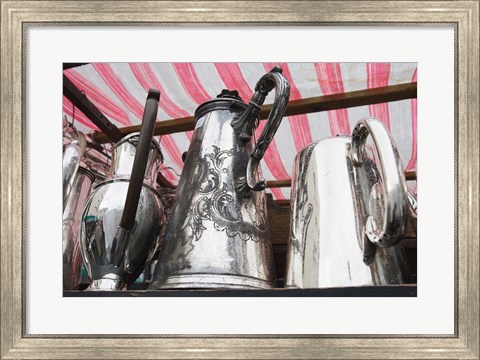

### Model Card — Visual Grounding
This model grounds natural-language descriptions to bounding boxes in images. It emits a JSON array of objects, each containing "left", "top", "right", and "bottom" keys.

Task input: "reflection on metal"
[
  {"left": 63, "top": 126, "right": 87, "bottom": 212},
  {"left": 63, "top": 167, "right": 95, "bottom": 290},
  {"left": 150, "top": 68, "right": 290, "bottom": 289},
  {"left": 407, "top": 188, "right": 418, "bottom": 217},
  {"left": 286, "top": 118, "right": 410, "bottom": 288},
  {"left": 407, "top": 188, "right": 418, "bottom": 234}
]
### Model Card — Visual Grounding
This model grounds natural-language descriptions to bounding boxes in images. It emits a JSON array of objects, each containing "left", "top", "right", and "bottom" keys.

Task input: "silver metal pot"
[
  {"left": 285, "top": 118, "right": 411, "bottom": 288},
  {"left": 79, "top": 90, "right": 164, "bottom": 291},
  {"left": 149, "top": 67, "right": 290, "bottom": 290}
]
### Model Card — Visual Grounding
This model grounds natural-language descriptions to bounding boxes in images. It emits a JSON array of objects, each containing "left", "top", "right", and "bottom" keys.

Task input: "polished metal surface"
[
  {"left": 407, "top": 188, "right": 418, "bottom": 233},
  {"left": 79, "top": 133, "right": 164, "bottom": 291},
  {"left": 285, "top": 118, "right": 410, "bottom": 288},
  {"left": 407, "top": 188, "right": 418, "bottom": 217},
  {"left": 62, "top": 127, "right": 86, "bottom": 211},
  {"left": 62, "top": 166, "right": 95, "bottom": 290},
  {"left": 83, "top": 149, "right": 109, "bottom": 183},
  {"left": 351, "top": 118, "right": 409, "bottom": 248},
  {"left": 155, "top": 187, "right": 177, "bottom": 253},
  {"left": 150, "top": 69, "right": 290, "bottom": 290}
]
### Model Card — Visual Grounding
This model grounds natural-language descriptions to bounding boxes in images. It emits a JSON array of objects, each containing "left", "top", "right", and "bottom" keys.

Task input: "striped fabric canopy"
[{"left": 63, "top": 62, "right": 417, "bottom": 200}]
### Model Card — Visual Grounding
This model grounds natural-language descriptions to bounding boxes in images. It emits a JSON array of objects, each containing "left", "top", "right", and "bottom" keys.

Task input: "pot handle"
[
  {"left": 232, "top": 66, "right": 290, "bottom": 195},
  {"left": 351, "top": 118, "right": 408, "bottom": 248},
  {"left": 113, "top": 89, "right": 160, "bottom": 267}
]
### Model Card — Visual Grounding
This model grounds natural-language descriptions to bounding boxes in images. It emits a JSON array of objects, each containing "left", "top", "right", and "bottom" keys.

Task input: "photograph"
[{"left": 62, "top": 62, "right": 418, "bottom": 296}]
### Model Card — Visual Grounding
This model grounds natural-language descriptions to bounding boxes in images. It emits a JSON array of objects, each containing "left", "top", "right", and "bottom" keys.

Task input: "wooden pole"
[
  {"left": 92, "top": 82, "right": 417, "bottom": 144},
  {"left": 266, "top": 171, "right": 416, "bottom": 188}
]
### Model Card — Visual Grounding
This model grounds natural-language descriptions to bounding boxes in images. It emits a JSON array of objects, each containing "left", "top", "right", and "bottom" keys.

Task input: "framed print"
[
  {"left": 1, "top": 1, "right": 479, "bottom": 358},
  {"left": 61, "top": 60, "right": 419, "bottom": 297}
]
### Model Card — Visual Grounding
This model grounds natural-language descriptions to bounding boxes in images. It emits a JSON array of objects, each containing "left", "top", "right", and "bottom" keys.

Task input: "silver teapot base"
[
  {"left": 150, "top": 274, "right": 274, "bottom": 290},
  {"left": 86, "top": 277, "right": 126, "bottom": 291}
]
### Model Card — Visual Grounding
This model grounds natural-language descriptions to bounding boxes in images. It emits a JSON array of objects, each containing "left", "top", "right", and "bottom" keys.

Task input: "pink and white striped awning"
[{"left": 63, "top": 62, "right": 417, "bottom": 200}]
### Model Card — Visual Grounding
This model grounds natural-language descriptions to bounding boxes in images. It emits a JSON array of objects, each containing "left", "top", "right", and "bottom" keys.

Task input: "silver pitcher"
[
  {"left": 79, "top": 90, "right": 164, "bottom": 291},
  {"left": 63, "top": 125, "right": 87, "bottom": 211},
  {"left": 149, "top": 67, "right": 290, "bottom": 290},
  {"left": 285, "top": 118, "right": 410, "bottom": 288},
  {"left": 63, "top": 166, "right": 95, "bottom": 290}
]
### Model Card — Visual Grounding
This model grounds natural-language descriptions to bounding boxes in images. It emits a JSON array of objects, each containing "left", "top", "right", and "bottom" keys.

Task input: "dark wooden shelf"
[{"left": 64, "top": 285, "right": 416, "bottom": 297}]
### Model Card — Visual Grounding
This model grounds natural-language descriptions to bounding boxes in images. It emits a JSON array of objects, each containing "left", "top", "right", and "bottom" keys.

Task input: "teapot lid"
[
  {"left": 193, "top": 89, "right": 249, "bottom": 122},
  {"left": 113, "top": 132, "right": 163, "bottom": 162}
]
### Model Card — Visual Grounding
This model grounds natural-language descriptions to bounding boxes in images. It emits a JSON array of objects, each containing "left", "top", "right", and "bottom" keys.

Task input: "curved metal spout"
[{"left": 113, "top": 89, "right": 160, "bottom": 267}]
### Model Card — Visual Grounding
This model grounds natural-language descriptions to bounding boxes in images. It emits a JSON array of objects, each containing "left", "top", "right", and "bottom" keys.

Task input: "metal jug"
[
  {"left": 149, "top": 67, "right": 290, "bottom": 289},
  {"left": 63, "top": 166, "right": 95, "bottom": 290},
  {"left": 79, "top": 90, "right": 164, "bottom": 291},
  {"left": 285, "top": 118, "right": 410, "bottom": 288},
  {"left": 63, "top": 125, "right": 87, "bottom": 211}
]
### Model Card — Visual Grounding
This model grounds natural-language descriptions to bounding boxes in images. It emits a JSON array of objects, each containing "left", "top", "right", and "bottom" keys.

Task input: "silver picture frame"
[{"left": 1, "top": 1, "right": 478, "bottom": 358}]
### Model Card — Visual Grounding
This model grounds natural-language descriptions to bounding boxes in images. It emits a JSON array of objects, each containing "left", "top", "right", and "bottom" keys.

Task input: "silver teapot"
[
  {"left": 149, "top": 67, "right": 290, "bottom": 289},
  {"left": 285, "top": 118, "right": 410, "bottom": 288},
  {"left": 79, "top": 90, "right": 164, "bottom": 291}
]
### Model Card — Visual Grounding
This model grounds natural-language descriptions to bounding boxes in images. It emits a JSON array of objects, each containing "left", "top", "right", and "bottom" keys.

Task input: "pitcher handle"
[
  {"left": 232, "top": 66, "right": 290, "bottom": 195},
  {"left": 113, "top": 89, "right": 160, "bottom": 267},
  {"left": 351, "top": 118, "right": 408, "bottom": 248}
]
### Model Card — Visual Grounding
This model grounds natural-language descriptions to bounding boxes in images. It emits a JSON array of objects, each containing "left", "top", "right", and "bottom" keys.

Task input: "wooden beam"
[
  {"left": 405, "top": 170, "right": 417, "bottom": 181},
  {"left": 267, "top": 179, "right": 292, "bottom": 188},
  {"left": 63, "top": 63, "right": 89, "bottom": 70},
  {"left": 63, "top": 75, "right": 123, "bottom": 143},
  {"left": 266, "top": 171, "right": 416, "bottom": 188},
  {"left": 152, "top": 171, "right": 415, "bottom": 191},
  {"left": 93, "top": 116, "right": 194, "bottom": 144},
  {"left": 259, "top": 82, "right": 417, "bottom": 118},
  {"left": 275, "top": 199, "right": 291, "bottom": 207},
  {"left": 92, "top": 82, "right": 417, "bottom": 144}
]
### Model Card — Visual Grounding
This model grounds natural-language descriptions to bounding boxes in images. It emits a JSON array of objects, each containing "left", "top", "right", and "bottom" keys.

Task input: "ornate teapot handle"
[
  {"left": 232, "top": 66, "right": 290, "bottom": 195},
  {"left": 351, "top": 118, "right": 409, "bottom": 248}
]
